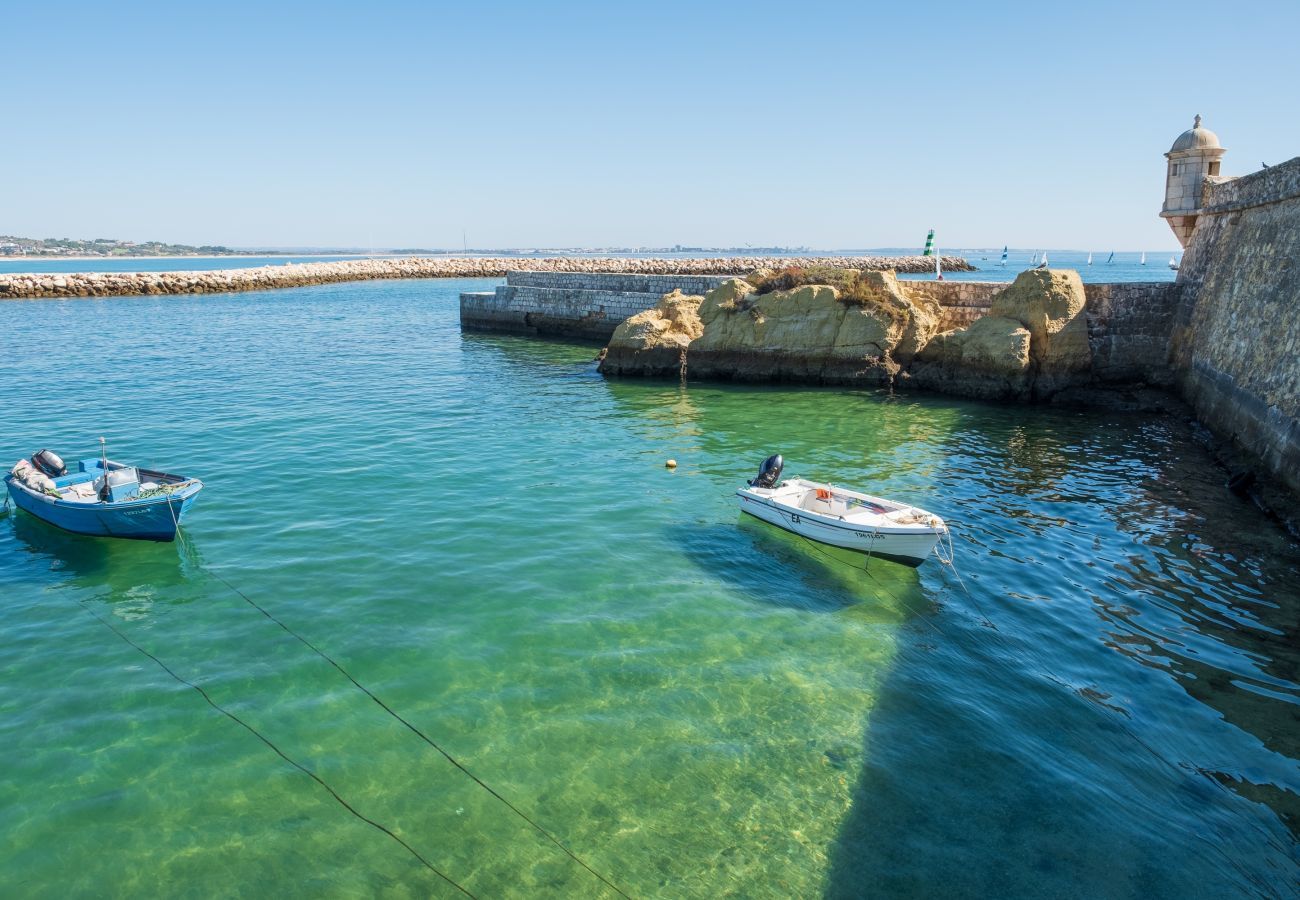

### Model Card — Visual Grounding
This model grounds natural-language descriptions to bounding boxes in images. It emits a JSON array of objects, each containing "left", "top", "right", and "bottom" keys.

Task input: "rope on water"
[
  {"left": 74, "top": 598, "right": 477, "bottom": 898},
  {"left": 165, "top": 503, "right": 632, "bottom": 900}
]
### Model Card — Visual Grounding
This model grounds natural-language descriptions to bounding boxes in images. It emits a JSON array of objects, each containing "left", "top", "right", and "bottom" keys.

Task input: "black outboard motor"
[
  {"left": 32, "top": 449, "right": 67, "bottom": 478},
  {"left": 747, "top": 454, "right": 784, "bottom": 488}
]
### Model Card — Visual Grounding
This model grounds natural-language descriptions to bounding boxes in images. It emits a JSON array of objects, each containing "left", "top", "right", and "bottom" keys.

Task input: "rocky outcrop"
[
  {"left": 681, "top": 272, "right": 940, "bottom": 384},
  {"left": 0, "top": 255, "right": 973, "bottom": 301},
  {"left": 910, "top": 316, "right": 1033, "bottom": 399},
  {"left": 598, "top": 289, "right": 704, "bottom": 376},
  {"left": 908, "top": 269, "right": 1092, "bottom": 401}
]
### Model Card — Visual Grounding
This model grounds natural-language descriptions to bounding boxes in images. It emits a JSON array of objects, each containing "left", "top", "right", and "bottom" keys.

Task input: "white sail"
[
  {"left": 935, "top": 249, "right": 943, "bottom": 280},
  {"left": 1140, "top": 251, "right": 1147, "bottom": 265},
  {"left": 1087, "top": 252, "right": 1093, "bottom": 265}
]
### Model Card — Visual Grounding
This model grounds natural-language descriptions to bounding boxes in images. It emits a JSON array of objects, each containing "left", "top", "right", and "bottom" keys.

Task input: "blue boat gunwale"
[{"left": 4, "top": 469, "right": 203, "bottom": 511}]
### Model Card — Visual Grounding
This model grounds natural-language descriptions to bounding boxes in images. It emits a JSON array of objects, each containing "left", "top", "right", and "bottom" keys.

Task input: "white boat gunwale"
[{"left": 736, "top": 476, "right": 947, "bottom": 567}]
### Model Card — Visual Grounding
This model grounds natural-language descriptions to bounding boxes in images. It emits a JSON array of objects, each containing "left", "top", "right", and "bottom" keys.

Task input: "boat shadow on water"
[
  {"left": 671, "top": 517, "right": 935, "bottom": 623},
  {"left": 6, "top": 509, "right": 206, "bottom": 610}
]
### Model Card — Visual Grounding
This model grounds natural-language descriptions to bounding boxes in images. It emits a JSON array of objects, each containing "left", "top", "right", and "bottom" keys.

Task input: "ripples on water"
[{"left": 0, "top": 279, "right": 1295, "bottom": 898}]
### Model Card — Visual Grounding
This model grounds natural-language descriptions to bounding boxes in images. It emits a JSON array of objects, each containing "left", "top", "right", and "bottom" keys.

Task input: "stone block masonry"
[
  {"left": 1169, "top": 155, "right": 1300, "bottom": 496},
  {"left": 461, "top": 273, "right": 736, "bottom": 340},
  {"left": 899, "top": 280, "right": 1179, "bottom": 381},
  {"left": 1083, "top": 282, "right": 1181, "bottom": 385}
]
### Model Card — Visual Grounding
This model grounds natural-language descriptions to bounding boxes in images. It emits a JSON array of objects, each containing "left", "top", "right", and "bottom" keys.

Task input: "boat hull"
[
  {"left": 737, "top": 491, "right": 942, "bottom": 567},
  {"left": 4, "top": 475, "right": 202, "bottom": 542}
]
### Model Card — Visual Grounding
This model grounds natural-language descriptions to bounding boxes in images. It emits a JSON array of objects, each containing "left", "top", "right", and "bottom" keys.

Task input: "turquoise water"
[
  {"left": 0, "top": 279, "right": 1295, "bottom": 898},
  {"left": 898, "top": 249, "right": 1179, "bottom": 284}
]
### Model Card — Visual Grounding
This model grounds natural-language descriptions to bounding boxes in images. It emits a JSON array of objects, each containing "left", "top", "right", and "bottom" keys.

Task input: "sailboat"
[
  {"left": 1168, "top": 256, "right": 1180, "bottom": 271},
  {"left": 1000, "top": 246, "right": 1008, "bottom": 266},
  {"left": 1140, "top": 251, "right": 1147, "bottom": 266},
  {"left": 1036, "top": 252, "right": 1049, "bottom": 270},
  {"left": 935, "top": 249, "right": 943, "bottom": 281},
  {"left": 1087, "top": 252, "right": 1093, "bottom": 265},
  {"left": 1106, "top": 251, "right": 1115, "bottom": 264}
]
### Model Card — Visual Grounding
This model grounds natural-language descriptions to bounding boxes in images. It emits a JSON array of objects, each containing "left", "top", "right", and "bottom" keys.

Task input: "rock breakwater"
[{"left": 0, "top": 255, "right": 972, "bottom": 300}]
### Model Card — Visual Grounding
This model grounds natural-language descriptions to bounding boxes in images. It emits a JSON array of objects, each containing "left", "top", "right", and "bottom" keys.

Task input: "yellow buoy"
[{"left": 666, "top": 459, "right": 677, "bottom": 469}]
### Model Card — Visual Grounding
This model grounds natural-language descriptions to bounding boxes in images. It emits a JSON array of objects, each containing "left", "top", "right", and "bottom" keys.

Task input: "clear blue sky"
[{"left": 5, "top": 1, "right": 1298, "bottom": 251}]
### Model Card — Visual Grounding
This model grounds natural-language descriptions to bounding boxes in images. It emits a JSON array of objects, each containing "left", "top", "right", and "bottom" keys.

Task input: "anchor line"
[
  {"left": 762, "top": 507, "right": 1295, "bottom": 887},
  {"left": 164, "top": 503, "right": 632, "bottom": 899},
  {"left": 74, "top": 599, "right": 476, "bottom": 899}
]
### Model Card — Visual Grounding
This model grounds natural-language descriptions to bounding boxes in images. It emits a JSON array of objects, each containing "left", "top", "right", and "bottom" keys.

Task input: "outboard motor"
[
  {"left": 747, "top": 454, "right": 784, "bottom": 488},
  {"left": 31, "top": 449, "right": 67, "bottom": 478}
]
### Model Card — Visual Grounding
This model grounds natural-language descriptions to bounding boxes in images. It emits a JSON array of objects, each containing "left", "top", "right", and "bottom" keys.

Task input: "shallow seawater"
[{"left": 0, "top": 280, "right": 1295, "bottom": 898}]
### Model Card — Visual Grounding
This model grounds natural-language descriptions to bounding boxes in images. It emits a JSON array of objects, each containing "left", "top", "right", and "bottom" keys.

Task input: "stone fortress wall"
[{"left": 1169, "top": 155, "right": 1300, "bottom": 494}]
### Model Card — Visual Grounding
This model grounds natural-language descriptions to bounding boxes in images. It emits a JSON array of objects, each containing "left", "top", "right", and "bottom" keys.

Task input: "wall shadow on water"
[{"left": 818, "top": 618, "right": 1293, "bottom": 899}]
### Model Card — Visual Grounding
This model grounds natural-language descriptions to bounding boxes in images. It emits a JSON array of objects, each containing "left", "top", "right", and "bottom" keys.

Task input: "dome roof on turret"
[{"left": 1170, "top": 115, "right": 1222, "bottom": 153}]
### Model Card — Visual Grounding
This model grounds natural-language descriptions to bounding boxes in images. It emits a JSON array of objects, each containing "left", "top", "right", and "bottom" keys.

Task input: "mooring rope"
[
  {"left": 164, "top": 502, "right": 632, "bottom": 899},
  {"left": 74, "top": 597, "right": 476, "bottom": 898}
]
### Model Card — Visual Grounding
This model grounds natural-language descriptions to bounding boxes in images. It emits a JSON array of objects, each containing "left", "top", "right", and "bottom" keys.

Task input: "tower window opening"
[{"left": 1209, "top": 161, "right": 1221, "bottom": 175}]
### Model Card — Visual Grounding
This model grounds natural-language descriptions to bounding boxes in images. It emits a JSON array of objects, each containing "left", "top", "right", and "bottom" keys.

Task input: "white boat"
[
  {"left": 1168, "top": 256, "right": 1179, "bottom": 270},
  {"left": 1140, "top": 251, "right": 1147, "bottom": 265},
  {"left": 1087, "top": 251, "right": 1093, "bottom": 265},
  {"left": 736, "top": 456, "right": 948, "bottom": 567}
]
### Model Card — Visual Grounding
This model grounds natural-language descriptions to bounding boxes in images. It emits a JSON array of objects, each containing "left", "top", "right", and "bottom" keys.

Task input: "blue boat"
[{"left": 5, "top": 447, "right": 202, "bottom": 541}]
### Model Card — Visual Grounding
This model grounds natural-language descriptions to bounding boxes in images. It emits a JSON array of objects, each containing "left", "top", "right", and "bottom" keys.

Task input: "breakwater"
[{"left": 0, "top": 255, "right": 971, "bottom": 300}]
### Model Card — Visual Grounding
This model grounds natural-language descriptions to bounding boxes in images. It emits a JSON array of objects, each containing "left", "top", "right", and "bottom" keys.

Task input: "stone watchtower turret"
[{"left": 1160, "top": 115, "right": 1225, "bottom": 248}]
